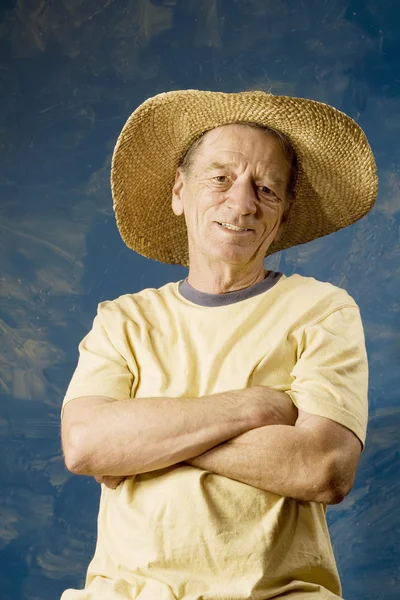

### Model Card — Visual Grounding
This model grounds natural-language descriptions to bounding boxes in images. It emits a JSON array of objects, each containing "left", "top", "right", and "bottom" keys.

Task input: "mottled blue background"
[{"left": 1, "top": 1, "right": 399, "bottom": 598}]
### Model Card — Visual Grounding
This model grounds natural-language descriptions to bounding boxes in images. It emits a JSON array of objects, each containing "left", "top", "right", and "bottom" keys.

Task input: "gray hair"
[{"left": 178, "top": 122, "right": 298, "bottom": 201}]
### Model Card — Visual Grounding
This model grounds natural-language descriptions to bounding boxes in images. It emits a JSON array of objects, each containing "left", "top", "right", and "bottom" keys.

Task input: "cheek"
[
  {"left": 194, "top": 190, "right": 221, "bottom": 221},
  {"left": 262, "top": 205, "right": 284, "bottom": 228},
  {"left": 185, "top": 190, "right": 214, "bottom": 232}
]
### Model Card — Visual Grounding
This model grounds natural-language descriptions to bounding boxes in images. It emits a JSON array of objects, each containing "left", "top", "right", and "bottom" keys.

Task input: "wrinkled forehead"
[
  {"left": 194, "top": 124, "right": 291, "bottom": 175},
  {"left": 200, "top": 123, "right": 259, "bottom": 145},
  {"left": 197, "top": 123, "right": 287, "bottom": 157}
]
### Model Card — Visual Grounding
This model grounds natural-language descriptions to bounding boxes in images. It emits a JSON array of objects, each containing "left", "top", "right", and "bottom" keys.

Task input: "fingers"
[{"left": 94, "top": 475, "right": 127, "bottom": 489}]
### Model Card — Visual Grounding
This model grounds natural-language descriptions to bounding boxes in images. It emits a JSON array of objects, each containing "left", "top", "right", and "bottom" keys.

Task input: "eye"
[
  {"left": 212, "top": 175, "right": 229, "bottom": 183},
  {"left": 259, "top": 186, "right": 281, "bottom": 203},
  {"left": 259, "top": 185, "right": 275, "bottom": 195}
]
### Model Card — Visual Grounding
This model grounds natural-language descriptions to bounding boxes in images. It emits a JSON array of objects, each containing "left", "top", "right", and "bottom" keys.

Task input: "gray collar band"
[{"left": 178, "top": 271, "right": 283, "bottom": 307}]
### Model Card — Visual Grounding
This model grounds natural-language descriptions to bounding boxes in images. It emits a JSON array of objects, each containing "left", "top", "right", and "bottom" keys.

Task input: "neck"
[{"left": 187, "top": 263, "right": 268, "bottom": 294}]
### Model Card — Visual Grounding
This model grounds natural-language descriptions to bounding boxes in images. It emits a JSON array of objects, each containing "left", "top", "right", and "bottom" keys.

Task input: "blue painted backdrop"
[{"left": 1, "top": 1, "right": 399, "bottom": 598}]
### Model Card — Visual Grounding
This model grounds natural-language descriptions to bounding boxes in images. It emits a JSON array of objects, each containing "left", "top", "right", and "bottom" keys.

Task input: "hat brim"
[{"left": 111, "top": 89, "right": 378, "bottom": 267}]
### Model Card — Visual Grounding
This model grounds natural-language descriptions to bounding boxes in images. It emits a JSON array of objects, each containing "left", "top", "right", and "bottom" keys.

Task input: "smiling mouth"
[
  {"left": 216, "top": 222, "right": 253, "bottom": 232},
  {"left": 216, "top": 221, "right": 253, "bottom": 235}
]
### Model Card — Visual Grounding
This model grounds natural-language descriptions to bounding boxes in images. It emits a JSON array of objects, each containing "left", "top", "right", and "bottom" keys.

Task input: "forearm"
[
  {"left": 186, "top": 424, "right": 332, "bottom": 503},
  {"left": 62, "top": 390, "right": 258, "bottom": 477}
]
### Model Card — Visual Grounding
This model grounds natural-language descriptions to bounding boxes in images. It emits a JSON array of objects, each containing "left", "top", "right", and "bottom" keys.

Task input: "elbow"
[
  {"left": 313, "top": 460, "right": 354, "bottom": 505},
  {"left": 318, "top": 479, "right": 350, "bottom": 505},
  {"left": 62, "top": 421, "right": 91, "bottom": 475}
]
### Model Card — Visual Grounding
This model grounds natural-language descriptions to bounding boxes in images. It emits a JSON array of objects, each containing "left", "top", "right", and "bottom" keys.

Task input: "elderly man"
[{"left": 60, "top": 90, "right": 378, "bottom": 599}]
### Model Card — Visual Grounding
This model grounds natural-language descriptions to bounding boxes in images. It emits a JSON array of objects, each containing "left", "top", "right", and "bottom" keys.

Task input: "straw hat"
[{"left": 111, "top": 89, "right": 378, "bottom": 267}]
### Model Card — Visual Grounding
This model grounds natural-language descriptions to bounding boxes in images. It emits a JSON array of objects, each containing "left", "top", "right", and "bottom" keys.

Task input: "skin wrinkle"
[
  {"left": 179, "top": 122, "right": 298, "bottom": 200},
  {"left": 171, "top": 124, "right": 294, "bottom": 295},
  {"left": 203, "top": 159, "right": 287, "bottom": 193},
  {"left": 203, "top": 162, "right": 286, "bottom": 206}
]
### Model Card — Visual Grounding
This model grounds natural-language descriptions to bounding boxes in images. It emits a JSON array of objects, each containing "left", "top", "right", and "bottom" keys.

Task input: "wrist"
[
  {"left": 283, "top": 392, "right": 298, "bottom": 425},
  {"left": 245, "top": 386, "right": 298, "bottom": 428}
]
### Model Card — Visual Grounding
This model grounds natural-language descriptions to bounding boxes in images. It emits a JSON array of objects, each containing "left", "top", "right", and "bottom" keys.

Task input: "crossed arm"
[
  {"left": 185, "top": 411, "right": 361, "bottom": 504},
  {"left": 62, "top": 386, "right": 362, "bottom": 504}
]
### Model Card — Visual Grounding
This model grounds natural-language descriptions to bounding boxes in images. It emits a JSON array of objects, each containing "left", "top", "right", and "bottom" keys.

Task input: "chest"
[{"left": 121, "top": 306, "right": 300, "bottom": 400}]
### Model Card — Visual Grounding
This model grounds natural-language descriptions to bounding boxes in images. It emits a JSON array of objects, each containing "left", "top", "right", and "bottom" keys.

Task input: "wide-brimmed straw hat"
[{"left": 111, "top": 89, "right": 378, "bottom": 267}]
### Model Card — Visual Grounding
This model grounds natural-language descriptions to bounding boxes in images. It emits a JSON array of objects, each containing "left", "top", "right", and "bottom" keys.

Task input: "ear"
[
  {"left": 171, "top": 168, "right": 185, "bottom": 216},
  {"left": 275, "top": 193, "right": 295, "bottom": 242}
]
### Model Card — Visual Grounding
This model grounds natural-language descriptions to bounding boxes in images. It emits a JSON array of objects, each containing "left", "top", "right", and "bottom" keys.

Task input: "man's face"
[{"left": 171, "top": 124, "right": 293, "bottom": 267}]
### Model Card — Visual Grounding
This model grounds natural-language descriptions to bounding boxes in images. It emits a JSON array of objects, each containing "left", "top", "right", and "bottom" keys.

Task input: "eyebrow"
[{"left": 204, "top": 159, "right": 286, "bottom": 188}]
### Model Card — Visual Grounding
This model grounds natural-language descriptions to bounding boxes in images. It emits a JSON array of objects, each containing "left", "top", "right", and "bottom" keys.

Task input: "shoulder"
[
  {"left": 280, "top": 273, "right": 358, "bottom": 309},
  {"left": 95, "top": 280, "right": 179, "bottom": 323},
  {"left": 275, "top": 273, "right": 361, "bottom": 335}
]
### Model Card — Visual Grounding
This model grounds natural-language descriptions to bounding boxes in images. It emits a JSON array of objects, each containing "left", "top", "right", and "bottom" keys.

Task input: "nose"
[{"left": 225, "top": 177, "right": 258, "bottom": 216}]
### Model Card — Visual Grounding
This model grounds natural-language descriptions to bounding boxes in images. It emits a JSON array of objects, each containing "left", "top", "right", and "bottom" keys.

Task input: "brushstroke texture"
[{"left": 0, "top": 0, "right": 399, "bottom": 598}]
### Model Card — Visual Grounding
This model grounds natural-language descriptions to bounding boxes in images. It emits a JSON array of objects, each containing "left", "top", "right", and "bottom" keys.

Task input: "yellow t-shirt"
[{"left": 61, "top": 272, "right": 368, "bottom": 600}]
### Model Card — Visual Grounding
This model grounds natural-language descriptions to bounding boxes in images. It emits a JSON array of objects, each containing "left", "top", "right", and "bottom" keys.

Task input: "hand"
[
  {"left": 94, "top": 475, "right": 127, "bottom": 489},
  {"left": 242, "top": 385, "right": 298, "bottom": 429}
]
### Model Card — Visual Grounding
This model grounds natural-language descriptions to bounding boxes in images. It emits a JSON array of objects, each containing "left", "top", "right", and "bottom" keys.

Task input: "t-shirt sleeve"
[
  {"left": 61, "top": 303, "right": 134, "bottom": 419},
  {"left": 286, "top": 305, "right": 369, "bottom": 446}
]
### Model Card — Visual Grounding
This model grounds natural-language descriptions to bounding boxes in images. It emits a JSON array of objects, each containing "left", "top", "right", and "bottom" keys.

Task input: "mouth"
[{"left": 216, "top": 222, "right": 254, "bottom": 234}]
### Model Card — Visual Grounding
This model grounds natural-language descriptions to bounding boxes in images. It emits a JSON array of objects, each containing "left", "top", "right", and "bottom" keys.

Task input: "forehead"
[
  {"left": 193, "top": 124, "right": 290, "bottom": 182},
  {"left": 196, "top": 124, "right": 287, "bottom": 163}
]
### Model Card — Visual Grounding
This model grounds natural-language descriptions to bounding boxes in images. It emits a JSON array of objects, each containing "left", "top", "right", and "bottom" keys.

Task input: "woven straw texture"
[{"left": 111, "top": 89, "right": 378, "bottom": 267}]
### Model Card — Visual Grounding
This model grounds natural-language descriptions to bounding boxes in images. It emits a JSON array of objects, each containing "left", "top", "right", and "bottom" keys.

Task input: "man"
[{"left": 60, "top": 90, "right": 378, "bottom": 599}]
